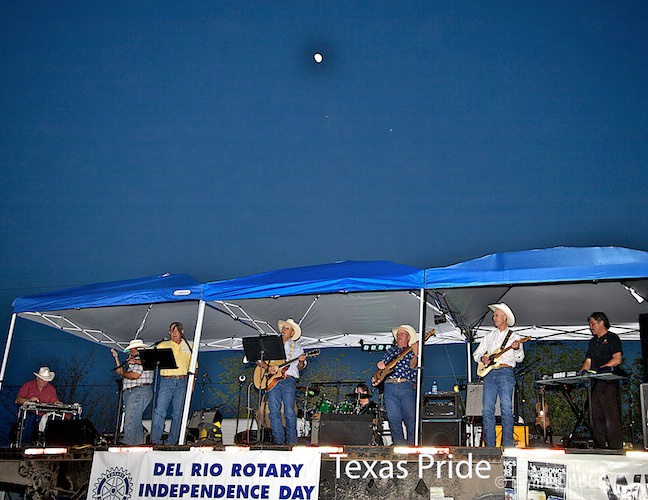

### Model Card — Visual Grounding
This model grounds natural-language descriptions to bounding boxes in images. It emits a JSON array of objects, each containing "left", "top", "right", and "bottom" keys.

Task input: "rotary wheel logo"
[{"left": 93, "top": 467, "right": 133, "bottom": 500}]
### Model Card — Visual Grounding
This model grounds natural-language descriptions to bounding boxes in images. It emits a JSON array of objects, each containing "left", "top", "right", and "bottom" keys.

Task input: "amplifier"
[{"left": 422, "top": 393, "right": 459, "bottom": 418}]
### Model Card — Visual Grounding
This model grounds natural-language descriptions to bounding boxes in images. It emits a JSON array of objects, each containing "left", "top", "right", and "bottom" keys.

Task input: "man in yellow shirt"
[{"left": 151, "top": 322, "right": 193, "bottom": 444}]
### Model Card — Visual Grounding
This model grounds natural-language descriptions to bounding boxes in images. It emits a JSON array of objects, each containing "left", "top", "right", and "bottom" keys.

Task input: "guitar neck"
[
  {"left": 490, "top": 336, "right": 531, "bottom": 361},
  {"left": 386, "top": 329, "right": 435, "bottom": 367}
]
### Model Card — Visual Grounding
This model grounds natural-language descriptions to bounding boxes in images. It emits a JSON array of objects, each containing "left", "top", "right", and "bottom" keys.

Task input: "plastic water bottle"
[{"left": 431, "top": 381, "right": 438, "bottom": 394}]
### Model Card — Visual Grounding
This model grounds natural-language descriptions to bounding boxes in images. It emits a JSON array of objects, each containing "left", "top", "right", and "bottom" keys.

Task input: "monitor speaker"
[
  {"left": 318, "top": 414, "right": 373, "bottom": 446},
  {"left": 640, "top": 314, "right": 648, "bottom": 384},
  {"left": 45, "top": 419, "right": 99, "bottom": 446},
  {"left": 421, "top": 419, "right": 462, "bottom": 446}
]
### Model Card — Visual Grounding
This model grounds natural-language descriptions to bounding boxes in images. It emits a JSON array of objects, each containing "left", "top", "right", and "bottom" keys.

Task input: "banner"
[
  {"left": 88, "top": 449, "right": 321, "bottom": 500},
  {"left": 504, "top": 450, "right": 648, "bottom": 500}
]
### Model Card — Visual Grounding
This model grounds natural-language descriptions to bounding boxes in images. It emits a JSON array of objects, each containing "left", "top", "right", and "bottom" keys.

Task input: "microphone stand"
[
  {"left": 235, "top": 376, "right": 246, "bottom": 437},
  {"left": 149, "top": 338, "right": 168, "bottom": 443},
  {"left": 113, "top": 377, "right": 124, "bottom": 444}
]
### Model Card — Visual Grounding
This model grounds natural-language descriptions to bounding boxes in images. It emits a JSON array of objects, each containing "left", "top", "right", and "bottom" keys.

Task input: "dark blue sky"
[{"left": 1, "top": 2, "right": 647, "bottom": 395}]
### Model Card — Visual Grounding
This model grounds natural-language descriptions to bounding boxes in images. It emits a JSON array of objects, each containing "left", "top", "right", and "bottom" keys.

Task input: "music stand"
[
  {"left": 242, "top": 335, "right": 285, "bottom": 363},
  {"left": 242, "top": 335, "right": 285, "bottom": 444},
  {"left": 139, "top": 348, "right": 177, "bottom": 443}
]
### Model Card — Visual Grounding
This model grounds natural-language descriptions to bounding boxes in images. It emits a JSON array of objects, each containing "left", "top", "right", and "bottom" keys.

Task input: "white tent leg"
[
  {"left": 179, "top": 300, "right": 206, "bottom": 445},
  {"left": 415, "top": 288, "right": 426, "bottom": 446},
  {"left": 0, "top": 314, "right": 17, "bottom": 392},
  {"left": 467, "top": 340, "right": 473, "bottom": 384}
]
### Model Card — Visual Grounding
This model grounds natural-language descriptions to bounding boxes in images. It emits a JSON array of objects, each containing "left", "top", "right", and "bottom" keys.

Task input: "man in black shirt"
[{"left": 579, "top": 311, "right": 623, "bottom": 449}]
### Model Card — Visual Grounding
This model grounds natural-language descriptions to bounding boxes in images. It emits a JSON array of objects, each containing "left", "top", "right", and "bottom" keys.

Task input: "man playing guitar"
[
  {"left": 262, "top": 318, "right": 307, "bottom": 445},
  {"left": 472, "top": 303, "right": 524, "bottom": 448}
]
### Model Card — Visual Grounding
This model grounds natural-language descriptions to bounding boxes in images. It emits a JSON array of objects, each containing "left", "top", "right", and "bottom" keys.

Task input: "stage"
[{"left": 1, "top": 444, "right": 646, "bottom": 500}]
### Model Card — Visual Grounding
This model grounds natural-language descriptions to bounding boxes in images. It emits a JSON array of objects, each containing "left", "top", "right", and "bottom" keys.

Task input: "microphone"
[{"left": 152, "top": 337, "right": 168, "bottom": 347}]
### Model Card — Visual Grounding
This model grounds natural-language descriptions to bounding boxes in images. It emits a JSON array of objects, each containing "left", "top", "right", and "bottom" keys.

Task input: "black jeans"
[{"left": 590, "top": 380, "right": 622, "bottom": 449}]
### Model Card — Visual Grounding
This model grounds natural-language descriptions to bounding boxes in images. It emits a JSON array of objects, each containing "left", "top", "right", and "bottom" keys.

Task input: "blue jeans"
[
  {"left": 20, "top": 412, "right": 40, "bottom": 445},
  {"left": 267, "top": 377, "right": 297, "bottom": 445},
  {"left": 152, "top": 377, "right": 187, "bottom": 445},
  {"left": 384, "top": 381, "right": 416, "bottom": 445},
  {"left": 122, "top": 385, "right": 152, "bottom": 445},
  {"left": 482, "top": 367, "right": 515, "bottom": 447}
]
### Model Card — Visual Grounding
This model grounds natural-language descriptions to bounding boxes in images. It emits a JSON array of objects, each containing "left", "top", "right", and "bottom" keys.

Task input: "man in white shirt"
[
  {"left": 266, "top": 319, "right": 307, "bottom": 445},
  {"left": 473, "top": 303, "right": 524, "bottom": 447}
]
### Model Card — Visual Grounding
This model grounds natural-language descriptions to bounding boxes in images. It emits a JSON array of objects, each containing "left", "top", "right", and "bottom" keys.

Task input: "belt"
[
  {"left": 162, "top": 375, "right": 187, "bottom": 379},
  {"left": 496, "top": 364, "right": 512, "bottom": 369},
  {"left": 385, "top": 377, "right": 413, "bottom": 384},
  {"left": 124, "top": 384, "right": 151, "bottom": 392}
]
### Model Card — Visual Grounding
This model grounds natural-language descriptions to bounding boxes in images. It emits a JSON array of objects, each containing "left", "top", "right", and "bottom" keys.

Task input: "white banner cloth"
[{"left": 88, "top": 449, "right": 321, "bottom": 500}]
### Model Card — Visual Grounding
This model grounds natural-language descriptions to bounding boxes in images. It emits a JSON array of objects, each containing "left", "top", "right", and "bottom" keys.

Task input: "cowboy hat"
[
  {"left": 124, "top": 339, "right": 149, "bottom": 352},
  {"left": 34, "top": 366, "right": 55, "bottom": 382},
  {"left": 391, "top": 324, "right": 418, "bottom": 346},
  {"left": 278, "top": 318, "right": 302, "bottom": 340},
  {"left": 488, "top": 303, "right": 516, "bottom": 327}
]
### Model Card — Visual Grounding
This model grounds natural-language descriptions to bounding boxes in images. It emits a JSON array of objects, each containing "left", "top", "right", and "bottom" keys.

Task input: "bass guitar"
[
  {"left": 371, "top": 329, "right": 435, "bottom": 387},
  {"left": 253, "top": 350, "right": 320, "bottom": 391},
  {"left": 476, "top": 336, "right": 531, "bottom": 377}
]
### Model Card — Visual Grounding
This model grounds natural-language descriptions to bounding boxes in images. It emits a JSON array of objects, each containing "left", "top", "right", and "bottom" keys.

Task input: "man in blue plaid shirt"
[{"left": 112, "top": 339, "right": 154, "bottom": 445}]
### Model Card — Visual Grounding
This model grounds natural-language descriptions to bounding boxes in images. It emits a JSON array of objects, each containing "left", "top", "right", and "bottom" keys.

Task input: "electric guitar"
[
  {"left": 371, "top": 329, "right": 435, "bottom": 387},
  {"left": 253, "top": 350, "right": 320, "bottom": 391},
  {"left": 476, "top": 336, "right": 531, "bottom": 377}
]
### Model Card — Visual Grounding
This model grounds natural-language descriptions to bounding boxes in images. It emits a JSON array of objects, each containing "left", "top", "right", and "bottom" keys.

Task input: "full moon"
[{"left": 313, "top": 52, "right": 323, "bottom": 64}]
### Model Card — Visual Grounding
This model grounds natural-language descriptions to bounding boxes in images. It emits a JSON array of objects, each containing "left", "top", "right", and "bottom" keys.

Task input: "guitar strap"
[{"left": 499, "top": 329, "right": 513, "bottom": 350}]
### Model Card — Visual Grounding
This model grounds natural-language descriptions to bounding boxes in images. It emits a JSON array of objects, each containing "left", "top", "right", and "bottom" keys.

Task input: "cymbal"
[
  {"left": 345, "top": 392, "right": 372, "bottom": 399},
  {"left": 297, "top": 386, "right": 320, "bottom": 396}
]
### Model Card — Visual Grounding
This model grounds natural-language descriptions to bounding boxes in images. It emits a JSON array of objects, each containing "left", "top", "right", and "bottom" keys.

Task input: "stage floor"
[{"left": 0, "top": 444, "right": 646, "bottom": 500}]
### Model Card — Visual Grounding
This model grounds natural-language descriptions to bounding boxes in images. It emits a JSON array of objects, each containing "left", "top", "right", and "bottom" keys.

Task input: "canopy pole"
[
  {"left": 415, "top": 288, "right": 426, "bottom": 446},
  {"left": 466, "top": 339, "right": 473, "bottom": 384},
  {"left": 179, "top": 300, "right": 206, "bottom": 445},
  {"left": 0, "top": 313, "right": 17, "bottom": 392}
]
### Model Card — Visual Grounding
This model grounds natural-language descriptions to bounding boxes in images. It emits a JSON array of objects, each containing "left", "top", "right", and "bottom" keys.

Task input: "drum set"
[{"left": 294, "top": 382, "right": 391, "bottom": 445}]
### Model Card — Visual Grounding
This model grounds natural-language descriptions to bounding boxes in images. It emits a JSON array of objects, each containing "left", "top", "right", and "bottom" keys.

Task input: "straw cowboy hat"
[
  {"left": 488, "top": 303, "right": 516, "bottom": 327},
  {"left": 391, "top": 324, "right": 418, "bottom": 346},
  {"left": 34, "top": 366, "right": 55, "bottom": 382},
  {"left": 278, "top": 319, "right": 302, "bottom": 340},
  {"left": 124, "top": 339, "right": 149, "bottom": 352}
]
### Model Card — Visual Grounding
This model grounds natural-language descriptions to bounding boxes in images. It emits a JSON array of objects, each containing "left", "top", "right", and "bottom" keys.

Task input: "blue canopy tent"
[
  {"left": 424, "top": 246, "right": 648, "bottom": 384},
  {"left": 200, "top": 260, "right": 460, "bottom": 350},
  {"left": 2, "top": 273, "right": 206, "bottom": 444},
  {"left": 4, "top": 260, "right": 458, "bottom": 445}
]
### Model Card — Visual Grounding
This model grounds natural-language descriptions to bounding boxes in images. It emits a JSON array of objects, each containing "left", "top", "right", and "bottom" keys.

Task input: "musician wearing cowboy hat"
[
  {"left": 265, "top": 318, "right": 307, "bottom": 445},
  {"left": 15, "top": 366, "right": 61, "bottom": 444},
  {"left": 112, "top": 339, "right": 154, "bottom": 445},
  {"left": 376, "top": 324, "right": 419, "bottom": 445},
  {"left": 472, "top": 303, "right": 524, "bottom": 447}
]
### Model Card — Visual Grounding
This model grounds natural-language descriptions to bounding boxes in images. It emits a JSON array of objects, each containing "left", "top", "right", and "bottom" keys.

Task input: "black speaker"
[
  {"left": 421, "top": 419, "right": 462, "bottom": 446},
  {"left": 640, "top": 383, "right": 648, "bottom": 450},
  {"left": 44, "top": 419, "right": 99, "bottom": 446},
  {"left": 640, "top": 314, "right": 648, "bottom": 384},
  {"left": 234, "top": 429, "right": 274, "bottom": 445},
  {"left": 319, "top": 414, "right": 373, "bottom": 445}
]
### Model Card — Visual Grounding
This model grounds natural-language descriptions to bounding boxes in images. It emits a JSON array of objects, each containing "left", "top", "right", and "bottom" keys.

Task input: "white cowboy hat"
[
  {"left": 391, "top": 324, "right": 418, "bottom": 346},
  {"left": 278, "top": 318, "right": 302, "bottom": 340},
  {"left": 34, "top": 366, "right": 55, "bottom": 382},
  {"left": 124, "top": 339, "right": 149, "bottom": 352},
  {"left": 488, "top": 303, "right": 516, "bottom": 327}
]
